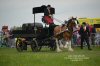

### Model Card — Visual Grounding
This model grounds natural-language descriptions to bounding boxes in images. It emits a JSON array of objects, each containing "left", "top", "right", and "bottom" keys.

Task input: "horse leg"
[
  {"left": 56, "top": 38, "right": 62, "bottom": 52},
  {"left": 59, "top": 39, "right": 63, "bottom": 48},
  {"left": 68, "top": 40, "right": 73, "bottom": 51},
  {"left": 64, "top": 41, "right": 68, "bottom": 48}
]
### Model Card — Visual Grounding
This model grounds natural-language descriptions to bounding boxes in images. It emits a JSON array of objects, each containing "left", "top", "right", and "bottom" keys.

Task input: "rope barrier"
[{"left": 53, "top": 17, "right": 64, "bottom": 24}]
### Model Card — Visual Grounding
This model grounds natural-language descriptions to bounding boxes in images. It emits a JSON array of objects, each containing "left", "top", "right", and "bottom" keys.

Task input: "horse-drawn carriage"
[
  {"left": 12, "top": 5, "right": 79, "bottom": 52},
  {"left": 11, "top": 5, "right": 56, "bottom": 52}
]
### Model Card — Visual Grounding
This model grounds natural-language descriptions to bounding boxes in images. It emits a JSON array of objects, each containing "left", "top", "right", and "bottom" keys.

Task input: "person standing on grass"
[
  {"left": 91, "top": 25, "right": 96, "bottom": 46},
  {"left": 79, "top": 22, "right": 92, "bottom": 50}
]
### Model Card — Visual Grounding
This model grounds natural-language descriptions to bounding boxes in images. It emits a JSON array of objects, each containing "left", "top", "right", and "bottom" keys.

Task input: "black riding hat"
[{"left": 82, "top": 22, "right": 86, "bottom": 25}]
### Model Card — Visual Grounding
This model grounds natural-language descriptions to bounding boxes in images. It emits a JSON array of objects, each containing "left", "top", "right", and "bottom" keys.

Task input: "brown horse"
[{"left": 54, "top": 18, "right": 79, "bottom": 52}]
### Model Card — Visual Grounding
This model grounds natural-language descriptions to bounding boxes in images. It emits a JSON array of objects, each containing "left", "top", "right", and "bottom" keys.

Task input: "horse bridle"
[{"left": 66, "top": 18, "right": 79, "bottom": 33}]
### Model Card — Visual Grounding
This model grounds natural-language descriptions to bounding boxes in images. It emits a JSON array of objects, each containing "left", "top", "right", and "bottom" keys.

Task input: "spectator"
[
  {"left": 72, "top": 26, "right": 78, "bottom": 46},
  {"left": 0, "top": 31, "right": 3, "bottom": 47},
  {"left": 91, "top": 25, "right": 96, "bottom": 46}
]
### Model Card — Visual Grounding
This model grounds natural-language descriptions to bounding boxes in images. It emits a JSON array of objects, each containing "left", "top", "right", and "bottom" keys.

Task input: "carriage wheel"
[
  {"left": 50, "top": 43, "right": 56, "bottom": 51},
  {"left": 16, "top": 38, "right": 23, "bottom": 52},
  {"left": 31, "top": 39, "right": 42, "bottom": 52},
  {"left": 50, "top": 39, "right": 56, "bottom": 51}
]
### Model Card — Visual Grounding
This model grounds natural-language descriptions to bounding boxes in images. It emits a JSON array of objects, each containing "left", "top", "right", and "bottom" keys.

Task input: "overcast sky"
[{"left": 0, "top": 0, "right": 100, "bottom": 30}]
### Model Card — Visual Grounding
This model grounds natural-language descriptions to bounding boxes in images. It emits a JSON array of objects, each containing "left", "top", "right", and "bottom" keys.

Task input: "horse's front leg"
[
  {"left": 64, "top": 41, "right": 68, "bottom": 48},
  {"left": 59, "top": 39, "right": 64, "bottom": 48},
  {"left": 55, "top": 38, "right": 62, "bottom": 52},
  {"left": 68, "top": 40, "right": 74, "bottom": 51}
]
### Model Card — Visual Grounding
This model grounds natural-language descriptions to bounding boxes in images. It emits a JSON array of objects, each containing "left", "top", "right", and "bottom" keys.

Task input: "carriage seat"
[{"left": 22, "top": 23, "right": 43, "bottom": 30}]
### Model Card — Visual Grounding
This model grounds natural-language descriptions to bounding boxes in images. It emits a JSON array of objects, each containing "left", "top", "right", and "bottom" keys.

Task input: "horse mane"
[{"left": 67, "top": 19, "right": 72, "bottom": 27}]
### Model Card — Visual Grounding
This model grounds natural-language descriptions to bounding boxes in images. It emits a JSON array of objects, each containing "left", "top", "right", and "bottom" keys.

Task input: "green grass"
[{"left": 0, "top": 46, "right": 100, "bottom": 66}]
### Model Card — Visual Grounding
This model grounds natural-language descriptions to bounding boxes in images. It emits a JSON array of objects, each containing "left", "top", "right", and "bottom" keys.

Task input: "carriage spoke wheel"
[
  {"left": 31, "top": 39, "right": 41, "bottom": 52},
  {"left": 16, "top": 38, "right": 23, "bottom": 52},
  {"left": 50, "top": 40, "right": 56, "bottom": 51},
  {"left": 50, "top": 43, "right": 56, "bottom": 51}
]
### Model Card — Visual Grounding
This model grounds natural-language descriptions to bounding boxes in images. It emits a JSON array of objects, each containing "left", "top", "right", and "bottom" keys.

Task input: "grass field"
[{"left": 0, "top": 46, "right": 100, "bottom": 66}]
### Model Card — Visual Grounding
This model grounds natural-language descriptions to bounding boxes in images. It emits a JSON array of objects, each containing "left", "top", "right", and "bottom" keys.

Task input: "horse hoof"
[
  {"left": 64, "top": 46, "right": 68, "bottom": 48},
  {"left": 56, "top": 49, "right": 62, "bottom": 52},
  {"left": 60, "top": 45, "right": 63, "bottom": 48},
  {"left": 68, "top": 49, "right": 74, "bottom": 52}
]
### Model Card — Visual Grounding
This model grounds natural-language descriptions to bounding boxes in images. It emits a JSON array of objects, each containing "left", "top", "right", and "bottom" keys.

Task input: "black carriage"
[{"left": 11, "top": 5, "right": 56, "bottom": 52}]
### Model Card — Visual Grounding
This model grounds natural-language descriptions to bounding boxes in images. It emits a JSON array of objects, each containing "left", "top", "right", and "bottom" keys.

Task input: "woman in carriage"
[{"left": 42, "top": 5, "right": 56, "bottom": 36}]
